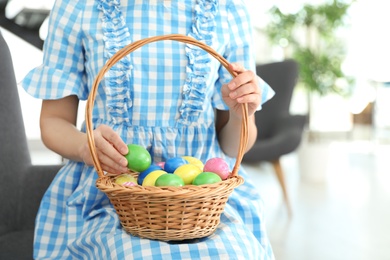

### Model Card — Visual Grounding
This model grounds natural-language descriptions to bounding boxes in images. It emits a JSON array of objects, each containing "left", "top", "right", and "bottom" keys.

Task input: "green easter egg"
[
  {"left": 192, "top": 172, "right": 222, "bottom": 186},
  {"left": 124, "top": 144, "right": 152, "bottom": 172},
  {"left": 155, "top": 174, "right": 185, "bottom": 187}
]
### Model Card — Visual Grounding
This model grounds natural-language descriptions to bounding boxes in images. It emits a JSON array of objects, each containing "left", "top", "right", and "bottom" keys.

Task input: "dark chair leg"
[{"left": 271, "top": 159, "right": 292, "bottom": 216}]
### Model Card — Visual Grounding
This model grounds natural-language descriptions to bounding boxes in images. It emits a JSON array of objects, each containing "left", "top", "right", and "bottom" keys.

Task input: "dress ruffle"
[
  {"left": 97, "top": 0, "right": 132, "bottom": 125},
  {"left": 181, "top": 0, "right": 218, "bottom": 125},
  {"left": 97, "top": 0, "right": 218, "bottom": 126}
]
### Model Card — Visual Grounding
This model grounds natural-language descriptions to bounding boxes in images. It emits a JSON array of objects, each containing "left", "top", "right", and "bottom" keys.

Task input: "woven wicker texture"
[{"left": 86, "top": 34, "right": 248, "bottom": 241}]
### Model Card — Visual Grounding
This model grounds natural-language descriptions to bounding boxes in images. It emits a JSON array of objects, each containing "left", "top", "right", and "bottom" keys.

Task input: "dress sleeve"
[
  {"left": 212, "top": 0, "right": 274, "bottom": 110},
  {"left": 20, "top": 0, "right": 88, "bottom": 100}
]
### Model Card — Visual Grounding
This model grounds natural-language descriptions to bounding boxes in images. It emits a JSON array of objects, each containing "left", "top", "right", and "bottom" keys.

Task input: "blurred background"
[{"left": 1, "top": 0, "right": 389, "bottom": 259}]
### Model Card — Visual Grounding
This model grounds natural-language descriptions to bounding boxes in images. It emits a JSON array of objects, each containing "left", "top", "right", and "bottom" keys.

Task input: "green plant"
[{"left": 264, "top": 0, "right": 355, "bottom": 97}]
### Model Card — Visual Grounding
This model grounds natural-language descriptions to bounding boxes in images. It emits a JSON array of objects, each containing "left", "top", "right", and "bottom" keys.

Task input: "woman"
[{"left": 22, "top": 0, "right": 275, "bottom": 259}]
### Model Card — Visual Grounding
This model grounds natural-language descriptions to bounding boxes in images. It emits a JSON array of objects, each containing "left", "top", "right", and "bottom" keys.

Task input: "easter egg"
[
  {"left": 115, "top": 174, "right": 137, "bottom": 185},
  {"left": 137, "top": 164, "right": 163, "bottom": 185},
  {"left": 164, "top": 157, "right": 188, "bottom": 173},
  {"left": 155, "top": 174, "right": 185, "bottom": 187},
  {"left": 203, "top": 157, "right": 230, "bottom": 180},
  {"left": 124, "top": 144, "right": 152, "bottom": 172},
  {"left": 122, "top": 181, "right": 137, "bottom": 187},
  {"left": 174, "top": 164, "right": 202, "bottom": 185},
  {"left": 182, "top": 156, "right": 204, "bottom": 171},
  {"left": 142, "top": 170, "right": 167, "bottom": 186},
  {"left": 192, "top": 172, "right": 222, "bottom": 186},
  {"left": 155, "top": 161, "right": 165, "bottom": 169}
]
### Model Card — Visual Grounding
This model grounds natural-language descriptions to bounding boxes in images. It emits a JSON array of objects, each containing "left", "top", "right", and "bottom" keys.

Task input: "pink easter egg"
[
  {"left": 122, "top": 181, "right": 137, "bottom": 187},
  {"left": 156, "top": 161, "right": 165, "bottom": 169},
  {"left": 203, "top": 157, "right": 230, "bottom": 180}
]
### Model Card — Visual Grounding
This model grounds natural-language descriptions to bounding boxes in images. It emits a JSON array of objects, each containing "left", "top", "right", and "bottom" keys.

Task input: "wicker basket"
[{"left": 86, "top": 34, "right": 248, "bottom": 241}]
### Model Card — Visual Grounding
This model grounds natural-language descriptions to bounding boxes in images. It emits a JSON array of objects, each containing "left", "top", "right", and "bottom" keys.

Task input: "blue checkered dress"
[{"left": 22, "top": 0, "right": 275, "bottom": 259}]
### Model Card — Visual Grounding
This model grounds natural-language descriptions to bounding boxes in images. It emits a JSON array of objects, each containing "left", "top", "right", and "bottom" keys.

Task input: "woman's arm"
[
  {"left": 40, "top": 95, "right": 129, "bottom": 174},
  {"left": 216, "top": 63, "right": 260, "bottom": 158},
  {"left": 216, "top": 110, "right": 257, "bottom": 158}
]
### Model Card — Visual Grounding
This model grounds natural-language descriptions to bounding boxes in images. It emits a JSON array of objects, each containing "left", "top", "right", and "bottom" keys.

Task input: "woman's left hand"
[{"left": 221, "top": 63, "right": 261, "bottom": 118}]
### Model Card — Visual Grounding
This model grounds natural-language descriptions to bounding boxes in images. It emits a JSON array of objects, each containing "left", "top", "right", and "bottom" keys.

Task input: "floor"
[{"left": 244, "top": 129, "right": 390, "bottom": 260}]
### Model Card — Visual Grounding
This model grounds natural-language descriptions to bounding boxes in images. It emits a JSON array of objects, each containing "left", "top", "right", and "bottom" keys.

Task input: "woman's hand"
[
  {"left": 221, "top": 63, "right": 262, "bottom": 118},
  {"left": 40, "top": 96, "right": 129, "bottom": 175},
  {"left": 79, "top": 124, "right": 129, "bottom": 175},
  {"left": 217, "top": 63, "right": 261, "bottom": 156}
]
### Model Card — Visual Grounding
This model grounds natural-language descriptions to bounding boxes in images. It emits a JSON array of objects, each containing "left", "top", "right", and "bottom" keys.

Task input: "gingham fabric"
[{"left": 22, "top": 0, "right": 275, "bottom": 259}]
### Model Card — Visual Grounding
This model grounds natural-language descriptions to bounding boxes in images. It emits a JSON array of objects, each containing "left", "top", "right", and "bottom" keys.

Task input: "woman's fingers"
[
  {"left": 228, "top": 81, "right": 260, "bottom": 101},
  {"left": 229, "top": 62, "right": 246, "bottom": 73},
  {"left": 98, "top": 125, "right": 129, "bottom": 155},
  {"left": 222, "top": 63, "right": 263, "bottom": 116},
  {"left": 228, "top": 66, "right": 256, "bottom": 89},
  {"left": 227, "top": 67, "right": 260, "bottom": 101},
  {"left": 95, "top": 149, "right": 129, "bottom": 174},
  {"left": 93, "top": 125, "right": 129, "bottom": 174}
]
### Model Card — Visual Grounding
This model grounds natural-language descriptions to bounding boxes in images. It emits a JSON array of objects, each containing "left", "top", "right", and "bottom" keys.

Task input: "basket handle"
[{"left": 86, "top": 34, "right": 249, "bottom": 178}]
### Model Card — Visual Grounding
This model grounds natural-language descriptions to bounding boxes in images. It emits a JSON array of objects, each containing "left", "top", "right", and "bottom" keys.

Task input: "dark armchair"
[
  {"left": 0, "top": 31, "right": 62, "bottom": 259},
  {"left": 243, "top": 60, "right": 306, "bottom": 215}
]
